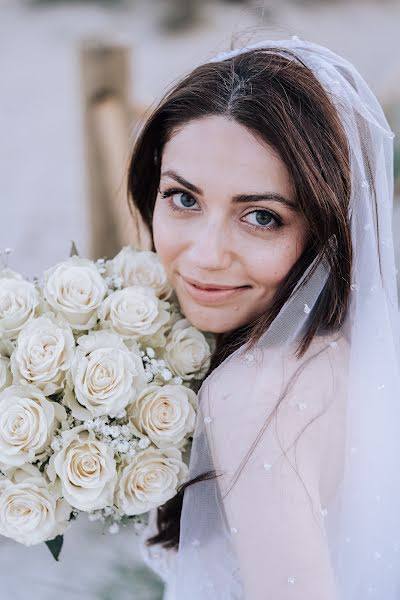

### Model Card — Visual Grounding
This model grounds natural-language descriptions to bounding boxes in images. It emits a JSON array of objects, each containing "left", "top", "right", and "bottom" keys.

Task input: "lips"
[
  {"left": 181, "top": 275, "right": 250, "bottom": 305},
  {"left": 182, "top": 276, "right": 248, "bottom": 291}
]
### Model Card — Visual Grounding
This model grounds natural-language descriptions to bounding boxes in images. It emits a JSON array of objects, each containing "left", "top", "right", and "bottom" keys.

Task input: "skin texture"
[{"left": 152, "top": 115, "right": 309, "bottom": 334}]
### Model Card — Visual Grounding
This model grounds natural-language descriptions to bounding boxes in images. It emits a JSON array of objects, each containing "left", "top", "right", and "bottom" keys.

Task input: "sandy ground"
[{"left": 0, "top": 1, "right": 400, "bottom": 598}]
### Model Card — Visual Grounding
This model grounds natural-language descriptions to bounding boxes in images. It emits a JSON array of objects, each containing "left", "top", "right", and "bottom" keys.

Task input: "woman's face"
[{"left": 152, "top": 116, "right": 309, "bottom": 334}]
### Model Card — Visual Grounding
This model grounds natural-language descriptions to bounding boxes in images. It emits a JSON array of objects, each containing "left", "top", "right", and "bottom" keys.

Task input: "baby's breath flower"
[
  {"left": 117, "top": 440, "right": 130, "bottom": 454},
  {"left": 112, "top": 275, "right": 124, "bottom": 289},
  {"left": 161, "top": 368, "right": 172, "bottom": 381},
  {"left": 109, "top": 523, "right": 120, "bottom": 534},
  {"left": 138, "top": 437, "right": 151, "bottom": 449},
  {"left": 112, "top": 510, "right": 123, "bottom": 522},
  {"left": 51, "top": 437, "right": 63, "bottom": 452},
  {"left": 121, "top": 424, "right": 134, "bottom": 437},
  {"left": 88, "top": 511, "right": 102, "bottom": 522},
  {"left": 110, "top": 426, "right": 121, "bottom": 438}
]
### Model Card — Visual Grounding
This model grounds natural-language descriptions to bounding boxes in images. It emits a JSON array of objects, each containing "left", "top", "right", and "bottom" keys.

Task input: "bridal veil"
[{"left": 172, "top": 38, "right": 400, "bottom": 599}]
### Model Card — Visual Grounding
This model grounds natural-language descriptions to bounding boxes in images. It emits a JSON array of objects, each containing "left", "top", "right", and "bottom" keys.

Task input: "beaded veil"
[{"left": 169, "top": 38, "right": 400, "bottom": 599}]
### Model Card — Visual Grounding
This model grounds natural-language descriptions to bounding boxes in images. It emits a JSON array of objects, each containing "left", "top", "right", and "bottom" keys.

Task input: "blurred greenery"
[{"left": 97, "top": 561, "right": 165, "bottom": 600}]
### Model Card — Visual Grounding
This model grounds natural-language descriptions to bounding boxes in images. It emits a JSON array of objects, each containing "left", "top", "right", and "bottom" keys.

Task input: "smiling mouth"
[
  {"left": 182, "top": 276, "right": 250, "bottom": 291},
  {"left": 181, "top": 276, "right": 251, "bottom": 305}
]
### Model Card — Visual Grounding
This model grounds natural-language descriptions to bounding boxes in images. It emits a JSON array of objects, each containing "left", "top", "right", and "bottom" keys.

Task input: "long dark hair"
[{"left": 127, "top": 46, "right": 352, "bottom": 550}]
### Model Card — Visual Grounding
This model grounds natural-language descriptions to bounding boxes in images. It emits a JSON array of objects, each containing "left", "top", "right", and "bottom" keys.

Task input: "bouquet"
[{"left": 0, "top": 246, "right": 214, "bottom": 559}]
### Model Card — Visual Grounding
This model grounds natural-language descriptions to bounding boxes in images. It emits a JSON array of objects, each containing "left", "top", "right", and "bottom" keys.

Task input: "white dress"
[
  {"left": 138, "top": 507, "right": 178, "bottom": 599},
  {"left": 138, "top": 330, "right": 349, "bottom": 599}
]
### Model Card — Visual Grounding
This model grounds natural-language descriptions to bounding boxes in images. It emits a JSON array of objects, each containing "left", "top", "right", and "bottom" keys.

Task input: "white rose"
[
  {"left": 43, "top": 257, "right": 107, "bottom": 330},
  {"left": 115, "top": 446, "right": 188, "bottom": 515},
  {"left": 0, "top": 270, "right": 40, "bottom": 341},
  {"left": 64, "top": 330, "right": 147, "bottom": 420},
  {"left": 0, "top": 356, "right": 11, "bottom": 391},
  {"left": 98, "top": 286, "right": 170, "bottom": 340},
  {"left": 11, "top": 315, "right": 75, "bottom": 395},
  {"left": 0, "top": 339, "right": 15, "bottom": 359},
  {"left": 47, "top": 425, "right": 117, "bottom": 512},
  {"left": 0, "top": 384, "right": 66, "bottom": 467},
  {"left": 165, "top": 318, "right": 211, "bottom": 380},
  {"left": 107, "top": 247, "right": 173, "bottom": 300},
  {"left": 0, "top": 464, "right": 71, "bottom": 545},
  {"left": 127, "top": 384, "right": 197, "bottom": 449}
]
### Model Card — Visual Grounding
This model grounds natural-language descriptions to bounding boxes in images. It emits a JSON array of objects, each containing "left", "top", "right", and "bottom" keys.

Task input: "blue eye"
[
  {"left": 171, "top": 192, "right": 196, "bottom": 208},
  {"left": 159, "top": 187, "right": 282, "bottom": 232},
  {"left": 244, "top": 210, "right": 279, "bottom": 230},
  {"left": 160, "top": 189, "right": 198, "bottom": 211}
]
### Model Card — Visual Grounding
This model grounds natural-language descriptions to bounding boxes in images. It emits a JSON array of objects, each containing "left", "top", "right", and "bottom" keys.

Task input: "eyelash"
[{"left": 158, "top": 188, "right": 283, "bottom": 232}]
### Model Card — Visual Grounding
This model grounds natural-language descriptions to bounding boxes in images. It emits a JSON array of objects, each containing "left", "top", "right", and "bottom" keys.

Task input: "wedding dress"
[
  {"left": 139, "top": 507, "right": 178, "bottom": 599},
  {"left": 138, "top": 329, "right": 349, "bottom": 599}
]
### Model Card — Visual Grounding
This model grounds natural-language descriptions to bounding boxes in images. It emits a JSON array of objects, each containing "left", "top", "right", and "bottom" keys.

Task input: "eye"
[
  {"left": 159, "top": 188, "right": 198, "bottom": 212},
  {"left": 242, "top": 209, "right": 282, "bottom": 231}
]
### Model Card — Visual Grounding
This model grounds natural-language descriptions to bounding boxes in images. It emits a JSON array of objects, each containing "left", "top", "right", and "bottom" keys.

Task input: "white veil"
[{"left": 172, "top": 38, "right": 400, "bottom": 599}]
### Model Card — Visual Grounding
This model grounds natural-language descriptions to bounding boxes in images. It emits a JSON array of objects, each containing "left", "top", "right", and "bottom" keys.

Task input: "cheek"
[
  {"left": 249, "top": 231, "right": 306, "bottom": 290},
  {"left": 152, "top": 202, "right": 182, "bottom": 274}
]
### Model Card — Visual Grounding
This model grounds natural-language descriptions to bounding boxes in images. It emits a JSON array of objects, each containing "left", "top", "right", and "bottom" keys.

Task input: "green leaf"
[
  {"left": 45, "top": 535, "right": 64, "bottom": 561},
  {"left": 70, "top": 241, "right": 79, "bottom": 257}
]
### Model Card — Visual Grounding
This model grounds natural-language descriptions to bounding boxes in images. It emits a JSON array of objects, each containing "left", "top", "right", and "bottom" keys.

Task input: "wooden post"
[{"left": 80, "top": 39, "right": 152, "bottom": 260}]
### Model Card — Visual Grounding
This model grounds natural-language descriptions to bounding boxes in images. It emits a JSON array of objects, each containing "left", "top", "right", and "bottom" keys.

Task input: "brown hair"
[{"left": 127, "top": 46, "right": 352, "bottom": 550}]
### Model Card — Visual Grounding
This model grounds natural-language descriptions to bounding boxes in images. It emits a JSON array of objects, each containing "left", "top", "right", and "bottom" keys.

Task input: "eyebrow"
[{"left": 160, "top": 169, "right": 299, "bottom": 211}]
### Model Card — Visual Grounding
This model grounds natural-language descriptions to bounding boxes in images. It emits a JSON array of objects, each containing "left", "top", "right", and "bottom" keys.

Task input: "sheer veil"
[{"left": 172, "top": 38, "right": 400, "bottom": 599}]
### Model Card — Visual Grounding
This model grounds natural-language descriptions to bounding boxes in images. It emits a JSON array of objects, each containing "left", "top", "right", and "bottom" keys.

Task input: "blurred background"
[{"left": 1, "top": 0, "right": 400, "bottom": 598}]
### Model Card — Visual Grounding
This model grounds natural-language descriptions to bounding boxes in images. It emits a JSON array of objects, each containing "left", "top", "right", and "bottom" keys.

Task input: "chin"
[
  {"left": 195, "top": 322, "right": 232, "bottom": 334},
  {"left": 179, "top": 307, "right": 241, "bottom": 335}
]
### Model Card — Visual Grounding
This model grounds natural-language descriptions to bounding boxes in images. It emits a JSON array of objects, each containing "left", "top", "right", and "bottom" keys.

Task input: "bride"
[{"left": 129, "top": 37, "right": 400, "bottom": 599}]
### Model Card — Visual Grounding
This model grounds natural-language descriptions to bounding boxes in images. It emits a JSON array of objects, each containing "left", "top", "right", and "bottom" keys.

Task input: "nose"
[{"left": 187, "top": 220, "right": 232, "bottom": 271}]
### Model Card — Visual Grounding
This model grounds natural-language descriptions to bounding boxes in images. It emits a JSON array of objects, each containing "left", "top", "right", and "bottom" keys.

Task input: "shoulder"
[
  {"left": 201, "top": 329, "right": 349, "bottom": 403},
  {"left": 287, "top": 331, "right": 349, "bottom": 412},
  {"left": 280, "top": 331, "right": 349, "bottom": 505},
  {"left": 200, "top": 329, "right": 348, "bottom": 498}
]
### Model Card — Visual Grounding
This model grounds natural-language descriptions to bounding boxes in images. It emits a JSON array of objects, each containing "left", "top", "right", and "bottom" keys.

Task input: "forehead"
[{"left": 161, "top": 116, "right": 294, "bottom": 198}]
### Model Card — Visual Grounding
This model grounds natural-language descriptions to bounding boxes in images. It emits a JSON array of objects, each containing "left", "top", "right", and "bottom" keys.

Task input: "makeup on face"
[{"left": 152, "top": 116, "right": 308, "bottom": 334}]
